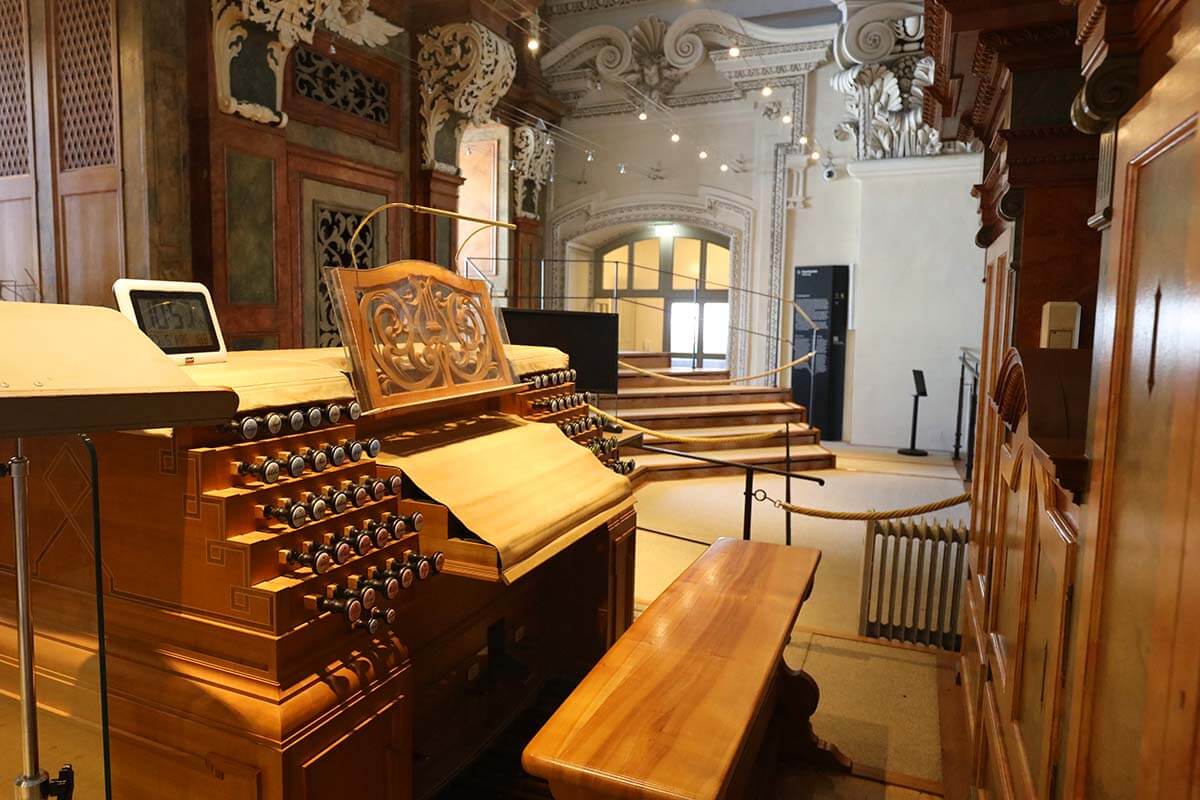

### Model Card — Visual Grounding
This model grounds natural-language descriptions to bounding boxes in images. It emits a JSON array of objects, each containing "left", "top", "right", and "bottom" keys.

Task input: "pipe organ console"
[{"left": 0, "top": 264, "right": 637, "bottom": 800}]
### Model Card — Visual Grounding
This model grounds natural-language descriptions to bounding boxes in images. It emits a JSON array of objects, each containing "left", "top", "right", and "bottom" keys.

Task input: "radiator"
[{"left": 858, "top": 518, "right": 970, "bottom": 651}]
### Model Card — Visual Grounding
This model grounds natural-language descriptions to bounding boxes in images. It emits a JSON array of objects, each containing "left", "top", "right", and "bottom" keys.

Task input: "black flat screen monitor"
[{"left": 501, "top": 308, "right": 618, "bottom": 395}]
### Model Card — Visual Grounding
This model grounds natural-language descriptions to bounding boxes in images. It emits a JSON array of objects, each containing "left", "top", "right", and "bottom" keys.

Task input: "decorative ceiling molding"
[
  {"left": 211, "top": 0, "right": 402, "bottom": 127},
  {"left": 417, "top": 21, "right": 517, "bottom": 174},
  {"left": 541, "top": 10, "right": 834, "bottom": 116},
  {"left": 513, "top": 125, "right": 556, "bottom": 219},
  {"left": 545, "top": 0, "right": 655, "bottom": 17}
]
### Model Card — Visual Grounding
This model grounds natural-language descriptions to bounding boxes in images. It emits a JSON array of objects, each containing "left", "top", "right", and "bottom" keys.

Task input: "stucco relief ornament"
[
  {"left": 624, "top": 17, "right": 688, "bottom": 104},
  {"left": 833, "top": 53, "right": 948, "bottom": 159},
  {"left": 212, "top": 0, "right": 401, "bottom": 126},
  {"left": 512, "top": 126, "right": 556, "bottom": 220},
  {"left": 418, "top": 22, "right": 517, "bottom": 174}
]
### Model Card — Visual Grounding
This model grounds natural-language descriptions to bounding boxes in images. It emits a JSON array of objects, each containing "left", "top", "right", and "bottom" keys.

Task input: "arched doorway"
[{"left": 591, "top": 224, "right": 731, "bottom": 367}]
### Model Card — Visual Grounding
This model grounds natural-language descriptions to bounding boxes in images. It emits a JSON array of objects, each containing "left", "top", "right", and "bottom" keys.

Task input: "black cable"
[{"left": 78, "top": 435, "right": 112, "bottom": 800}]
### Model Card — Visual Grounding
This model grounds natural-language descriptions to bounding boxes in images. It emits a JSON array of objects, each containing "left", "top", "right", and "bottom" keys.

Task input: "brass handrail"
[{"left": 348, "top": 202, "right": 517, "bottom": 269}]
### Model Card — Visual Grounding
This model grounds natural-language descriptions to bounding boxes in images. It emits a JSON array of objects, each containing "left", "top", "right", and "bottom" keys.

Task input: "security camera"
[{"left": 821, "top": 164, "right": 838, "bottom": 182}]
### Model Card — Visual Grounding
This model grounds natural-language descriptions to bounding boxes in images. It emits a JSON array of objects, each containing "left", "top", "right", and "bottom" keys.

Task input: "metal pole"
[
  {"left": 693, "top": 277, "right": 700, "bottom": 370},
  {"left": 784, "top": 421, "right": 793, "bottom": 547},
  {"left": 909, "top": 395, "right": 920, "bottom": 451},
  {"left": 966, "top": 375, "right": 978, "bottom": 482},
  {"left": 743, "top": 469, "right": 755, "bottom": 541},
  {"left": 809, "top": 322, "right": 817, "bottom": 416},
  {"left": 11, "top": 438, "right": 48, "bottom": 800},
  {"left": 953, "top": 358, "right": 966, "bottom": 460}
]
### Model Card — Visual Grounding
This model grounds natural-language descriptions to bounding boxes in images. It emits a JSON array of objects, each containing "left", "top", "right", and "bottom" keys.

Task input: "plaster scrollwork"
[
  {"left": 833, "top": 1, "right": 925, "bottom": 69},
  {"left": 512, "top": 126, "right": 556, "bottom": 220},
  {"left": 212, "top": 0, "right": 401, "bottom": 127},
  {"left": 542, "top": 9, "right": 833, "bottom": 114},
  {"left": 418, "top": 22, "right": 517, "bottom": 174},
  {"left": 833, "top": 54, "right": 949, "bottom": 160}
]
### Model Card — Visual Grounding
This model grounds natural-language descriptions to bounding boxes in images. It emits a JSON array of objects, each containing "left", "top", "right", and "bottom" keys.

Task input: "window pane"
[
  {"left": 600, "top": 246, "right": 626, "bottom": 291},
  {"left": 631, "top": 239, "right": 660, "bottom": 290},
  {"left": 670, "top": 301, "right": 699, "bottom": 354},
  {"left": 703, "top": 302, "right": 729, "bottom": 355},
  {"left": 705, "top": 243, "right": 730, "bottom": 290},
  {"left": 618, "top": 298, "right": 664, "bottom": 351},
  {"left": 672, "top": 238, "right": 701, "bottom": 290}
]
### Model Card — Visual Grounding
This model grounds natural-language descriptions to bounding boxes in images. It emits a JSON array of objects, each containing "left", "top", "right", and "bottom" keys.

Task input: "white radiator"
[{"left": 859, "top": 518, "right": 970, "bottom": 650}]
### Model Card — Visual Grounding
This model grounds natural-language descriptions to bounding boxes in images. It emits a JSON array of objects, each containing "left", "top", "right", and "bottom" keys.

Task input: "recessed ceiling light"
[
  {"left": 698, "top": 150, "right": 708, "bottom": 159},
  {"left": 670, "top": 132, "right": 680, "bottom": 143},
  {"left": 720, "top": 163, "right": 729, "bottom": 172},
  {"left": 729, "top": 46, "right": 740, "bottom": 57},
  {"left": 638, "top": 110, "right": 648, "bottom": 121},
  {"left": 761, "top": 85, "right": 773, "bottom": 97}
]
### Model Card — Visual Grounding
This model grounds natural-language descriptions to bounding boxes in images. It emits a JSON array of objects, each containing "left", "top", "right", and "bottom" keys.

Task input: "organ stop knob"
[
  {"left": 365, "top": 567, "right": 401, "bottom": 601},
  {"left": 406, "top": 550, "right": 432, "bottom": 581},
  {"left": 233, "top": 456, "right": 281, "bottom": 484},
  {"left": 387, "top": 558, "right": 416, "bottom": 590},
  {"left": 305, "top": 588, "right": 363, "bottom": 625},
  {"left": 338, "top": 576, "right": 377, "bottom": 609},
  {"left": 342, "top": 525, "right": 374, "bottom": 556},
  {"left": 259, "top": 499, "right": 306, "bottom": 529},
  {"left": 279, "top": 542, "right": 334, "bottom": 575}
]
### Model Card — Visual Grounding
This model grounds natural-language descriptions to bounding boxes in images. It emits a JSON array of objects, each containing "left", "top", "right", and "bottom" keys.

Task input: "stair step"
[
  {"left": 610, "top": 384, "right": 789, "bottom": 408},
  {"left": 625, "top": 422, "right": 820, "bottom": 453},
  {"left": 628, "top": 444, "right": 836, "bottom": 486},
  {"left": 607, "top": 402, "right": 807, "bottom": 429},
  {"left": 618, "top": 352, "right": 671, "bottom": 368},
  {"left": 618, "top": 367, "right": 731, "bottom": 388}
]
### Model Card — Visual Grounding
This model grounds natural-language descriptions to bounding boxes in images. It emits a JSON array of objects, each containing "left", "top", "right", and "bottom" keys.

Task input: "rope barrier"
[
  {"left": 590, "top": 406, "right": 787, "bottom": 444},
  {"left": 618, "top": 351, "right": 816, "bottom": 385},
  {"left": 754, "top": 491, "right": 971, "bottom": 521}
]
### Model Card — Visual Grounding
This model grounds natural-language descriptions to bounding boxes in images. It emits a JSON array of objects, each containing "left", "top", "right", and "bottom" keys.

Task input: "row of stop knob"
[
  {"left": 279, "top": 511, "right": 425, "bottom": 574},
  {"left": 233, "top": 437, "right": 382, "bottom": 485},
  {"left": 229, "top": 401, "right": 362, "bottom": 441},
  {"left": 258, "top": 474, "right": 403, "bottom": 529},
  {"left": 304, "top": 551, "right": 445, "bottom": 633}
]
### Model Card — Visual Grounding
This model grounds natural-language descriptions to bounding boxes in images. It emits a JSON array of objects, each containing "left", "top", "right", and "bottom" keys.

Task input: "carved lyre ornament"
[
  {"left": 212, "top": 0, "right": 401, "bottom": 127},
  {"left": 325, "top": 260, "right": 515, "bottom": 413},
  {"left": 418, "top": 22, "right": 517, "bottom": 174},
  {"left": 512, "top": 126, "right": 556, "bottom": 220}
]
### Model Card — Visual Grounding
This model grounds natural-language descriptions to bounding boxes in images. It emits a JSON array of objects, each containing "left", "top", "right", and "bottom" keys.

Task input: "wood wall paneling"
[
  {"left": 0, "top": 0, "right": 39, "bottom": 301},
  {"left": 49, "top": 0, "right": 124, "bottom": 307}
]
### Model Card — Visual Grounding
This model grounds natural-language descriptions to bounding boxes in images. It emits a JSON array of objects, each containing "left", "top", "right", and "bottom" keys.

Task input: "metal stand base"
[
  {"left": 897, "top": 447, "right": 929, "bottom": 457},
  {"left": 14, "top": 769, "right": 47, "bottom": 800}
]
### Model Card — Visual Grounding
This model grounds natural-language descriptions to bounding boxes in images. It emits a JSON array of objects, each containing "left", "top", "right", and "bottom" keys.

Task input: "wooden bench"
[{"left": 522, "top": 537, "right": 850, "bottom": 799}]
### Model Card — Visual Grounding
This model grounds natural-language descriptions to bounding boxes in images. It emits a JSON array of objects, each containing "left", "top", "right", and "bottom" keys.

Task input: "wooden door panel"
[{"left": 1072, "top": 44, "right": 1200, "bottom": 800}]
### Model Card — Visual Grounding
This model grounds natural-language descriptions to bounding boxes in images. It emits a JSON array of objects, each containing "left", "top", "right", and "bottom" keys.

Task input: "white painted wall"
[{"left": 841, "top": 155, "right": 983, "bottom": 451}]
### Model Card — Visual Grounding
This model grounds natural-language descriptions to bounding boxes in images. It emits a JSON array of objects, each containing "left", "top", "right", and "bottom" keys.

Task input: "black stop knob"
[
  {"left": 385, "top": 474, "right": 403, "bottom": 495},
  {"left": 302, "top": 447, "right": 328, "bottom": 473},
  {"left": 286, "top": 409, "right": 306, "bottom": 432},
  {"left": 261, "top": 500, "right": 306, "bottom": 529},
  {"left": 407, "top": 551, "right": 432, "bottom": 581},
  {"left": 365, "top": 572, "right": 401, "bottom": 601},
  {"left": 324, "top": 403, "right": 343, "bottom": 424},
  {"left": 364, "top": 437, "right": 382, "bottom": 458},
  {"left": 388, "top": 559, "right": 417, "bottom": 590},
  {"left": 344, "top": 439, "right": 365, "bottom": 462},
  {"left": 310, "top": 594, "right": 362, "bottom": 624},
  {"left": 324, "top": 443, "right": 348, "bottom": 467},
  {"left": 344, "top": 526, "right": 373, "bottom": 556},
  {"left": 429, "top": 551, "right": 446, "bottom": 574}
]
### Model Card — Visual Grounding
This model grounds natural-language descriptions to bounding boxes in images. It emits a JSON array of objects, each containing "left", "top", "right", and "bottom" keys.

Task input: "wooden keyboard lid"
[{"left": 0, "top": 302, "right": 238, "bottom": 436}]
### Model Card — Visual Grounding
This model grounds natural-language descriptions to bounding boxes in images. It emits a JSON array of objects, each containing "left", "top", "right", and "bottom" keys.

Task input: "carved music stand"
[
  {"left": 324, "top": 259, "right": 516, "bottom": 414},
  {"left": 0, "top": 303, "right": 238, "bottom": 800}
]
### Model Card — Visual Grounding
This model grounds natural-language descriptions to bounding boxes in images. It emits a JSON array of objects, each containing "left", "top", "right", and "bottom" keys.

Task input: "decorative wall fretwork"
[
  {"left": 541, "top": 9, "right": 830, "bottom": 116},
  {"left": 314, "top": 204, "right": 376, "bottom": 346},
  {"left": 57, "top": 0, "right": 117, "bottom": 170},
  {"left": 0, "top": 0, "right": 30, "bottom": 177},
  {"left": 417, "top": 21, "right": 517, "bottom": 174},
  {"left": 294, "top": 47, "right": 389, "bottom": 124},
  {"left": 512, "top": 125, "right": 555, "bottom": 219},
  {"left": 211, "top": 0, "right": 401, "bottom": 127}
]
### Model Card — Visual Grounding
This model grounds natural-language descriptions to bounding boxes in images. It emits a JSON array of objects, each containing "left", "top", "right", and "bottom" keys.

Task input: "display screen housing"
[
  {"left": 500, "top": 308, "right": 619, "bottom": 394},
  {"left": 129, "top": 290, "right": 221, "bottom": 355}
]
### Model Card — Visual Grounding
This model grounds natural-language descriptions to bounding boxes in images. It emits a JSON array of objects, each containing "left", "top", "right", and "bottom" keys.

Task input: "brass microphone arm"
[{"left": 348, "top": 202, "right": 516, "bottom": 270}]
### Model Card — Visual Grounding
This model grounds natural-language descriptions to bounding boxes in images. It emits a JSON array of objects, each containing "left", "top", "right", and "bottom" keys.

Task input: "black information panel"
[{"left": 792, "top": 266, "right": 849, "bottom": 441}]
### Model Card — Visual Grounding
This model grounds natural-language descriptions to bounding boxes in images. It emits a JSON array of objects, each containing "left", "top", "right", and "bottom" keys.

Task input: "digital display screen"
[{"left": 129, "top": 290, "right": 220, "bottom": 354}]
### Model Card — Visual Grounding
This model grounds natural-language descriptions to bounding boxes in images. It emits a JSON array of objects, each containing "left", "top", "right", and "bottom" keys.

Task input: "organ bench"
[{"left": 523, "top": 538, "right": 850, "bottom": 799}]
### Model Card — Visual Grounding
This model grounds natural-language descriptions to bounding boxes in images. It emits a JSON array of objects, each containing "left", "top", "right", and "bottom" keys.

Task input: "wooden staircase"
[{"left": 606, "top": 353, "right": 836, "bottom": 485}]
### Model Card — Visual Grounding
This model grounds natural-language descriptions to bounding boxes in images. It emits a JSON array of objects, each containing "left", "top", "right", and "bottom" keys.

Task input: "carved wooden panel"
[
  {"left": 325, "top": 259, "right": 515, "bottom": 413},
  {"left": 0, "top": 0, "right": 30, "bottom": 178},
  {"left": 284, "top": 33, "right": 404, "bottom": 148},
  {"left": 54, "top": 0, "right": 116, "bottom": 171}
]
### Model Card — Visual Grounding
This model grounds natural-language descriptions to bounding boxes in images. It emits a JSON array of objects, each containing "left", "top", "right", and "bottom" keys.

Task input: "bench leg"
[{"left": 776, "top": 663, "right": 852, "bottom": 773}]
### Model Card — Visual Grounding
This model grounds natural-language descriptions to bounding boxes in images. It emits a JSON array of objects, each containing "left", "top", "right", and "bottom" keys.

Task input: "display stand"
[
  {"left": 898, "top": 369, "right": 929, "bottom": 457},
  {"left": 0, "top": 303, "right": 237, "bottom": 800}
]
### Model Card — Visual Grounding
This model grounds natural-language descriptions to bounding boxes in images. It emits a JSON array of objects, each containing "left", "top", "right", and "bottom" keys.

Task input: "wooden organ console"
[{"left": 0, "top": 262, "right": 637, "bottom": 799}]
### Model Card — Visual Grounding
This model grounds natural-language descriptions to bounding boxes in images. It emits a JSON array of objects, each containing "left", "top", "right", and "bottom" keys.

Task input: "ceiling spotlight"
[
  {"left": 527, "top": 37, "right": 540, "bottom": 52},
  {"left": 720, "top": 163, "right": 729, "bottom": 172},
  {"left": 670, "top": 132, "right": 680, "bottom": 143},
  {"left": 698, "top": 149, "right": 708, "bottom": 159},
  {"left": 618, "top": 162, "right": 627, "bottom": 174},
  {"left": 781, "top": 113, "right": 793, "bottom": 125},
  {"left": 638, "top": 110, "right": 648, "bottom": 121},
  {"left": 799, "top": 135, "right": 809, "bottom": 146},
  {"left": 761, "top": 85, "right": 773, "bottom": 97},
  {"left": 546, "top": 136, "right": 553, "bottom": 146},
  {"left": 586, "top": 150, "right": 595, "bottom": 162},
  {"left": 810, "top": 151, "right": 821, "bottom": 161},
  {"left": 729, "top": 46, "right": 740, "bottom": 58}
]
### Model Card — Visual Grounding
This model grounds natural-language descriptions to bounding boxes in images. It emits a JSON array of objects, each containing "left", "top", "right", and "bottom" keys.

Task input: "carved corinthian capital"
[
  {"left": 418, "top": 22, "right": 517, "bottom": 174},
  {"left": 512, "top": 126, "right": 555, "bottom": 220}
]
